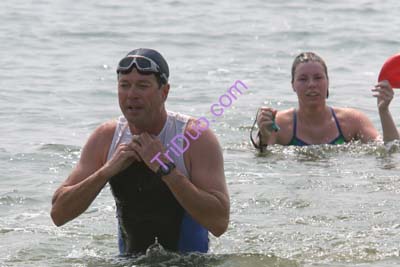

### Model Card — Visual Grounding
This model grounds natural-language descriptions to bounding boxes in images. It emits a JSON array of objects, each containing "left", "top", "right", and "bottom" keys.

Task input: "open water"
[{"left": 1, "top": 0, "right": 400, "bottom": 266}]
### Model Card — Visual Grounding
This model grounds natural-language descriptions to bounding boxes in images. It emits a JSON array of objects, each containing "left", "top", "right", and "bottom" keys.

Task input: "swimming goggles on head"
[{"left": 116, "top": 55, "right": 168, "bottom": 84}]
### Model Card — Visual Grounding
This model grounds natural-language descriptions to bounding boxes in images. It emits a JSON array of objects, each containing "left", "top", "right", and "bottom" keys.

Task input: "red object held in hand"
[{"left": 378, "top": 53, "right": 400, "bottom": 89}]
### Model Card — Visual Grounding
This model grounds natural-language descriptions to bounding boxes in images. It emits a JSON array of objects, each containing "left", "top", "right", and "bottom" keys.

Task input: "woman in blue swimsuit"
[{"left": 252, "top": 52, "right": 398, "bottom": 150}]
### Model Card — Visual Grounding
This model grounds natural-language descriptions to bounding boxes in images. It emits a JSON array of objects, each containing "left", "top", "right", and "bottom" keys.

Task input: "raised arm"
[{"left": 372, "top": 80, "right": 399, "bottom": 142}]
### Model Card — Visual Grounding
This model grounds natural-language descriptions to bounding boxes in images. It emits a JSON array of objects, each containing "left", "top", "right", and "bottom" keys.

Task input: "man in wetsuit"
[{"left": 50, "top": 48, "right": 230, "bottom": 255}]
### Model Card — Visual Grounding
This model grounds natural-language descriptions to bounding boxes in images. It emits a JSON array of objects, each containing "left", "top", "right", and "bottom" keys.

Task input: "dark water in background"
[{"left": 1, "top": 0, "right": 400, "bottom": 266}]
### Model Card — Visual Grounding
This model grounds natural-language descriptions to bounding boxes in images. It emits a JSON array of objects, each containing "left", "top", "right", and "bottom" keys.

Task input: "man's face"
[{"left": 117, "top": 69, "right": 167, "bottom": 127}]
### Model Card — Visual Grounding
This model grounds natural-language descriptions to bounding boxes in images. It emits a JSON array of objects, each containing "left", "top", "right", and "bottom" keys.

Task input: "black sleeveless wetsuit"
[{"left": 109, "top": 161, "right": 184, "bottom": 255}]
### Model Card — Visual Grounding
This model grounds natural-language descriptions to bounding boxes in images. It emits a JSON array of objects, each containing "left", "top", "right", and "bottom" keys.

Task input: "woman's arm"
[{"left": 373, "top": 80, "right": 399, "bottom": 142}]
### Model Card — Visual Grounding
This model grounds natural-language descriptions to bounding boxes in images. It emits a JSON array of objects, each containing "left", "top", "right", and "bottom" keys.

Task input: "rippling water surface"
[{"left": 1, "top": 0, "right": 400, "bottom": 266}]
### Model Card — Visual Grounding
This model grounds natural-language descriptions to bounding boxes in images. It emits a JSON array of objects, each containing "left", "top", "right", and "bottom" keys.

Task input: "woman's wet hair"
[
  {"left": 291, "top": 52, "right": 329, "bottom": 98},
  {"left": 291, "top": 52, "right": 329, "bottom": 82}
]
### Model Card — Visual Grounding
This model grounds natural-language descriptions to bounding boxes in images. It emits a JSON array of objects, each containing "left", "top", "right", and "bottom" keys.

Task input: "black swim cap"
[{"left": 126, "top": 48, "right": 169, "bottom": 82}]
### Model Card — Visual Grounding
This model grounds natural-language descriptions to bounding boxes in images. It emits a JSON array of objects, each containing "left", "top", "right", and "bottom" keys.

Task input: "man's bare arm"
[
  {"left": 50, "top": 122, "right": 115, "bottom": 226},
  {"left": 50, "top": 121, "right": 141, "bottom": 226},
  {"left": 163, "top": 126, "right": 230, "bottom": 236}
]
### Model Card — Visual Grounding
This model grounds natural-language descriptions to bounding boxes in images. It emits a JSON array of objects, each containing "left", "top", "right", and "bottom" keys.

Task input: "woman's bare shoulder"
[
  {"left": 276, "top": 108, "right": 295, "bottom": 123},
  {"left": 332, "top": 107, "right": 368, "bottom": 122},
  {"left": 332, "top": 107, "right": 375, "bottom": 140},
  {"left": 274, "top": 108, "right": 295, "bottom": 144}
]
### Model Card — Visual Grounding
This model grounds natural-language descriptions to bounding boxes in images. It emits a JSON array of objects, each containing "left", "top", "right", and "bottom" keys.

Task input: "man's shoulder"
[
  {"left": 81, "top": 119, "right": 119, "bottom": 163},
  {"left": 185, "top": 116, "right": 213, "bottom": 135},
  {"left": 183, "top": 119, "right": 220, "bottom": 160},
  {"left": 96, "top": 119, "right": 118, "bottom": 134},
  {"left": 90, "top": 119, "right": 119, "bottom": 144},
  {"left": 166, "top": 109, "right": 219, "bottom": 150},
  {"left": 167, "top": 110, "right": 192, "bottom": 123}
]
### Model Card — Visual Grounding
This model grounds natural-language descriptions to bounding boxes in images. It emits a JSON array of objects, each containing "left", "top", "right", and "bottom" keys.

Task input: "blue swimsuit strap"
[
  {"left": 291, "top": 110, "right": 308, "bottom": 146},
  {"left": 291, "top": 107, "right": 345, "bottom": 145},
  {"left": 330, "top": 107, "right": 344, "bottom": 137},
  {"left": 292, "top": 109, "right": 298, "bottom": 139}
]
